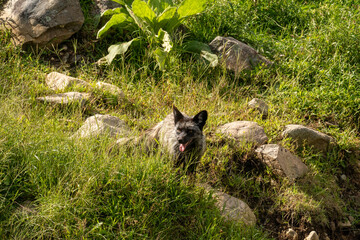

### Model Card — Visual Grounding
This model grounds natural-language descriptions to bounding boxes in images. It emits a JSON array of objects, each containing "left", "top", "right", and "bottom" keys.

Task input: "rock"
[
  {"left": 45, "top": 72, "right": 91, "bottom": 91},
  {"left": 255, "top": 144, "right": 308, "bottom": 180},
  {"left": 72, "top": 114, "right": 129, "bottom": 139},
  {"left": 200, "top": 184, "right": 256, "bottom": 226},
  {"left": 36, "top": 92, "right": 90, "bottom": 106},
  {"left": 95, "top": 81, "right": 125, "bottom": 98},
  {"left": 323, "top": 234, "right": 330, "bottom": 240},
  {"left": 340, "top": 174, "right": 347, "bottom": 181},
  {"left": 285, "top": 228, "right": 298, "bottom": 240},
  {"left": 338, "top": 219, "right": 351, "bottom": 228},
  {"left": 304, "top": 231, "right": 319, "bottom": 240},
  {"left": 217, "top": 121, "right": 268, "bottom": 145},
  {"left": 93, "top": 0, "right": 121, "bottom": 15},
  {"left": 0, "top": 0, "right": 84, "bottom": 47},
  {"left": 209, "top": 36, "right": 272, "bottom": 74},
  {"left": 282, "top": 124, "right": 335, "bottom": 153},
  {"left": 248, "top": 98, "right": 269, "bottom": 117}
]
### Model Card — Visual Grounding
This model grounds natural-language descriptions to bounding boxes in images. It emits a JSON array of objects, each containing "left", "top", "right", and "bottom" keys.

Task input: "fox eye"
[{"left": 187, "top": 129, "right": 194, "bottom": 135}]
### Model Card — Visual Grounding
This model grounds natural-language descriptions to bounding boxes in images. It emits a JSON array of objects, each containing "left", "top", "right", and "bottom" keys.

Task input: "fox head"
[{"left": 173, "top": 106, "right": 208, "bottom": 152}]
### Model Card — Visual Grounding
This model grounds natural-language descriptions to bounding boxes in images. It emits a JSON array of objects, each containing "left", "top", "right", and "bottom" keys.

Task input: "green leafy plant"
[{"left": 97, "top": 0, "right": 218, "bottom": 71}]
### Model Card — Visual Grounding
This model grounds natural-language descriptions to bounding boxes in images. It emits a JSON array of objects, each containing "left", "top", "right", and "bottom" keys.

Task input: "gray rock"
[
  {"left": 255, "top": 144, "right": 308, "bottom": 180},
  {"left": 93, "top": 0, "right": 121, "bottom": 15},
  {"left": 72, "top": 114, "right": 129, "bottom": 139},
  {"left": 248, "top": 98, "right": 269, "bottom": 117},
  {"left": 209, "top": 36, "right": 272, "bottom": 74},
  {"left": 200, "top": 184, "right": 256, "bottom": 226},
  {"left": 340, "top": 174, "right": 347, "bottom": 181},
  {"left": 282, "top": 124, "right": 335, "bottom": 153},
  {"left": 95, "top": 81, "right": 125, "bottom": 98},
  {"left": 304, "top": 231, "right": 319, "bottom": 240},
  {"left": 36, "top": 92, "right": 90, "bottom": 106},
  {"left": 285, "top": 228, "right": 298, "bottom": 240},
  {"left": 0, "top": 0, "right": 84, "bottom": 47},
  {"left": 46, "top": 72, "right": 91, "bottom": 91},
  {"left": 217, "top": 121, "right": 268, "bottom": 145}
]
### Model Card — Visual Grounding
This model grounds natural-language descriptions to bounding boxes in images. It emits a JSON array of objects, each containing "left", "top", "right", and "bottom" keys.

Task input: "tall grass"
[{"left": 1, "top": 0, "right": 359, "bottom": 239}]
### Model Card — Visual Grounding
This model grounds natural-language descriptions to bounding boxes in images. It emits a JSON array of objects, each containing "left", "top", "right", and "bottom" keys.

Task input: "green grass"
[{"left": 1, "top": 0, "right": 360, "bottom": 239}]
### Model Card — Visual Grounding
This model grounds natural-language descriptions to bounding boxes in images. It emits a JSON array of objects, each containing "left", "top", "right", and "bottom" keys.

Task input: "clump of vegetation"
[{"left": 97, "top": 0, "right": 217, "bottom": 70}]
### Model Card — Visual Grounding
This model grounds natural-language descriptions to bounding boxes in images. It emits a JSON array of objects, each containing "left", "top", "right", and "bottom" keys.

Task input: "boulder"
[
  {"left": 285, "top": 228, "right": 298, "bottom": 240},
  {"left": 282, "top": 124, "right": 335, "bottom": 153},
  {"left": 209, "top": 36, "right": 272, "bottom": 74},
  {"left": 36, "top": 92, "right": 90, "bottom": 106},
  {"left": 248, "top": 98, "right": 268, "bottom": 118},
  {"left": 46, "top": 72, "right": 91, "bottom": 91},
  {"left": 95, "top": 81, "right": 125, "bottom": 98},
  {"left": 72, "top": 114, "right": 129, "bottom": 138},
  {"left": 217, "top": 121, "right": 268, "bottom": 145},
  {"left": 200, "top": 184, "right": 256, "bottom": 226},
  {"left": 304, "top": 231, "right": 319, "bottom": 240},
  {"left": 255, "top": 144, "right": 308, "bottom": 180},
  {"left": 0, "top": 0, "right": 84, "bottom": 47}
]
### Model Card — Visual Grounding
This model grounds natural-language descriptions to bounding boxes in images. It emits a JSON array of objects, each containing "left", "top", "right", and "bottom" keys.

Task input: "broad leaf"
[
  {"left": 184, "top": 40, "right": 218, "bottom": 67},
  {"left": 125, "top": 4, "right": 151, "bottom": 34},
  {"left": 183, "top": 40, "right": 211, "bottom": 53},
  {"left": 132, "top": 0, "right": 156, "bottom": 24},
  {"left": 100, "top": 39, "right": 138, "bottom": 64},
  {"left": 111, "top": 0, "right": 134, "bottom": 5},
  {"left": 178, "top": 0, "right": 208, "bottom": 20},
  {"left": 157, "top": 7, "right": 177, "bottom": 32},
  {"left": 200, "top": 50, "right": 218, "bottom": 67},
  {"left": 147, "top": 0, "right": 174, "bottom": 15},
  {"left": 154, "top": 48, "right": 168, "bottom": 71},
  {"left": 101, "top": 7, "right": 125, "bottom": 17},
  {"left": 97, "top": 13, "right": 130, "bottom": 38}
]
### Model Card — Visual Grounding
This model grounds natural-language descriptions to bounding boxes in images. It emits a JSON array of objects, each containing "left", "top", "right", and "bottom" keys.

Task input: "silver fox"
[{"left": 145, "top": 106, "right": 208, "bottom": 174}]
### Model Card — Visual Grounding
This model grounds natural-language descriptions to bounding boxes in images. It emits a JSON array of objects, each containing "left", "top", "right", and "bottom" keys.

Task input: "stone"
[
  {"left": 217, "top": 121, "right": 268, "bottom": 145},
  {"left": 45, "top": 72, "right": 91, "bottom": 91},
  {"left": 285, "top": 228, "right": 298, "bottom": 240},
  {"left": 338, "top": 219, "right": 351, "bottom": 228},
  {"left": 282, "top": 125, "right": 335, "bottom": 153},
  {"left": 95, "top": 81, "right": 125, "bottom": 98},
  {"left": 304, "top": 231, "right": 319, "bottom": 240},
  {"left": 36, "top": 92, "right": 90, "bottom": 106},
  {"left": 200, "top": 184, "right": 256, "bottom": 226},
  {"left": 255, "top": 144, "right": 308, "bottom": 180},
  {"left": 248, "top": 98, "right": 269, "bottom": 117},
  {"left": 0, "top": 0, "right": 84, "bottom": 47},
  {"left": 93, "top": 0, "right": 121, "bottom": 15},
  {"left": 340, "top": 174, "right": 347, "bottom": 181},
  {"left": 209, "top": 36, "right": 272, "bottom": 74},
  {"left": 72, "top": 114, "right": 129, "bottom": 139}
]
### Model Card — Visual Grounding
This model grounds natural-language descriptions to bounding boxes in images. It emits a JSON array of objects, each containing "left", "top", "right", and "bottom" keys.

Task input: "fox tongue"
[{"left": 179, "top": 144, "right": 186, "bottom": 152}]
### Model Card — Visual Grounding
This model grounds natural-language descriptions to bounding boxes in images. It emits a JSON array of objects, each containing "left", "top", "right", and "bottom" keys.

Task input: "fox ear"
[
  {"left": 193, "top": 110, "right": 208, "bottom": 131},
  {"left": 173, "top": 106, "right": 184, "bottom": 124}
]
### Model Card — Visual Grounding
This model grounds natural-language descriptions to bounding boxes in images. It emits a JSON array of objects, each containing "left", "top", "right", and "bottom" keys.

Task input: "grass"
[{"left": 1, "top": 0, "right": 360, "bottom": 239}]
